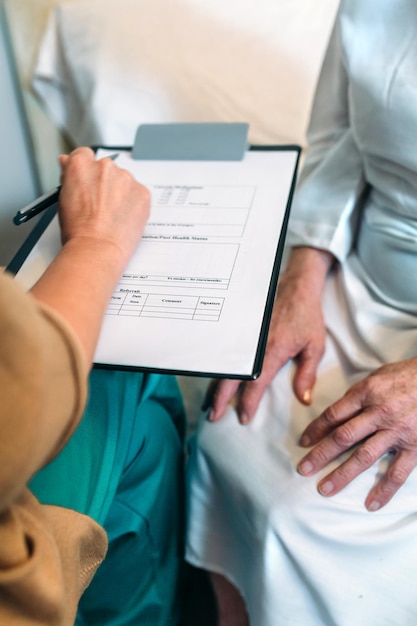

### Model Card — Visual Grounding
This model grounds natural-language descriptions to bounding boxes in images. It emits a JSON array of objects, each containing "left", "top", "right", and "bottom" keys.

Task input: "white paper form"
[{"left": 14, "top": 147, "right": 299, "bottom": 378}]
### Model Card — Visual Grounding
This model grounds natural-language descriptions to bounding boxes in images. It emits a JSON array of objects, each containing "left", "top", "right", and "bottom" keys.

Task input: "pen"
[{"left": 13, "top": 152, "right": 120, "bottom": 225}]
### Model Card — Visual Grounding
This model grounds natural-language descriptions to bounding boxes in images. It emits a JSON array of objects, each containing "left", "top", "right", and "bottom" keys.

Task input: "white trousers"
[{"left": 186, "top": 258, "right": 417, "bottom": 626}]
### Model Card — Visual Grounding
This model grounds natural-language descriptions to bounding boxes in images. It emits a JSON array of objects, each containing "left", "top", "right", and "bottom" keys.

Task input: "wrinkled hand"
[
  {"left": 297, "top": 357, "right": 417, "bottom": 511},
  {"left": 58, "top": 147, "right": 150, "bottom": 266},
  {"left": 205, "top": 248, "right": 334, "bottom": 424}
]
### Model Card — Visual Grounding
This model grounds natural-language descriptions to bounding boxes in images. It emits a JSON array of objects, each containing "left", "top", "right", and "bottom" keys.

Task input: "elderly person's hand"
[
  {"left": 298, "top": 357, "right": 417, "bottom": 510},
  {"left": 205, "top": 247, "right": 335, "bottom": 424}
]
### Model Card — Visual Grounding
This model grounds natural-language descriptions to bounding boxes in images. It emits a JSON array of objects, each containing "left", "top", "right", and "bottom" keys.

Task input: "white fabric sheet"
[
  {"left": 187, "top": 259, "right": 417, "bottom": 625},
  {"left": 31, "top": 0, "right": 338, "bottom": 147}
]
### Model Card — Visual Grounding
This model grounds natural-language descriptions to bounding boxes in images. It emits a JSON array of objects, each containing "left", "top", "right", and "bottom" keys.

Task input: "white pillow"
[{"left": 33, "top": 0, "right": 339, "bottom": 148}]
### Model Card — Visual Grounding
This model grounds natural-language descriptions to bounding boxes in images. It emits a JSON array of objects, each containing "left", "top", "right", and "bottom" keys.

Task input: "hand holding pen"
[
  {"left": 57, "top": 148, "right": 150, "bottom": 267},
  {"left": 28, "top": 146, "right": 151, "bottom": 363},
  {"left": 13, "top": 152, "right": 120, "bottom": 225}
]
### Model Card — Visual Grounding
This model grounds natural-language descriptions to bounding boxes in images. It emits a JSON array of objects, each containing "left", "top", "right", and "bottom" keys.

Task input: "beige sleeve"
[
  {"left": 0, "top": 271, "right": 88, "bottom": 513},
  {"left": 0, "top": 273, "right": 107, "bottom": 625}
]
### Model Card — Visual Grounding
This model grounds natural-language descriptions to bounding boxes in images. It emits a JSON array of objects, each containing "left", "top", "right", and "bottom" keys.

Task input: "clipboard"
[{"left": 7, "top": 123, "right": 300, "bottom": 379}]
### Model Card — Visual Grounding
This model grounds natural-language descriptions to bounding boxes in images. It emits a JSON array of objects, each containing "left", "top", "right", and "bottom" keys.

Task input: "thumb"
[{"left": 293, "top": 349, "right": 322, "bottom": 405}]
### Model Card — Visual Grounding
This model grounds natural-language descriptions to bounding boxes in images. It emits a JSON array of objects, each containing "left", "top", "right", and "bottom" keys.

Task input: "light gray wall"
[{"left": 0, "top": 0, "right": 40, "bottom": 266}]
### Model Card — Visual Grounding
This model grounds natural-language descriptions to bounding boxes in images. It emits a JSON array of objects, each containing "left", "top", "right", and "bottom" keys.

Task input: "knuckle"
[
  {"left": 66, "top": 154, "right": 83, "bottom": 177},
  {"left": 120, "top": 168, "right": 134, "bottom": 184},
  {"left": 69, "top": 147, "right": 87, "bottom": 161},
  {"left": 311, "top": 445, "right": 330, "bottom": 466},
  {"left": 120, "top": 170, "right": 136, "bottom": 192},
  {"left": 386, "top": 465, "right": 409, "bottom": 487},
  {"left": 239, "top": 389, "right": 260, "bottom": 418},
  {"left": 213, "top": 379, "right": 237, "bottom": 404},
  {"left": 99, "top": 156, "right": 113, "bottom": 173},
  {"left": 328, "top": 464, "right": 350, "bottom": 485},
  {"left": 332, "top": 424, "right": 356, "bottom": 448},
  {"left": 360, "top": 376, "right": 386, "bottom": 407},
  {"left": 351, "top": 444, "right": 375, "bottom": 468},
  {"left": 374, "top": 403, "right": 392, "bottom": 423},
  {"left": 321, "top": 406, "right": 338, "bottom": 427}
]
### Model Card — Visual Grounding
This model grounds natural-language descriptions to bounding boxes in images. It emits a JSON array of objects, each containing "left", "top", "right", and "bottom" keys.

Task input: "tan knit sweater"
[{"left": 0, "top": 272, "right": 107, "bottom": 625}]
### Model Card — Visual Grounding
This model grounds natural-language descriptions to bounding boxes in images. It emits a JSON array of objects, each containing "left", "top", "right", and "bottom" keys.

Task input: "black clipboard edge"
[
  {"left": 6, "top": 144, "right": 301, "bottom": 380},
  {"left": 249, "top": 144, "right": 301, "bottom": 380},
  {"left": 92, "top": 362, "right": 251, "bottom": 381},
  {"left": 6, "top": 203, "right": 58, "bottom": 275}
]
